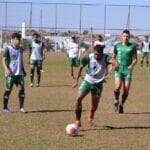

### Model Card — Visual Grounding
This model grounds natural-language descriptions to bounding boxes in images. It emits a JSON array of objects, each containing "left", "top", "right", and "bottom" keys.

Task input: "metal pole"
[
  {"left": 5, "top": 2, "right": 7, "bottom": 29},
  {"left": 90, "top": 27, "right": 93, "bottom": 52},
  {"left": 29, "top": 2, "right": 32, "bottom": 28},
  {"left": 40, "top": 9, "right": 43, "bottom": 30},
  {"left": 55, "top": 3, "right": 58, "bottom": 34},
  {"left": 79, "top": 4, "right": 82, "bottom": 34},
  {"left": 104, "top": 4, "right": 107, "bottom": 35}
]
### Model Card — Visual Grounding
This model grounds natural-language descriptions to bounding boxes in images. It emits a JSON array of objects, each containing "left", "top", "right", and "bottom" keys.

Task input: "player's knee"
[
  {"left": 18, "top": 90, "right": 25, "bottom": 98},
  {"left": 3, "top": 90, "right": 11, "bottom": 100}
]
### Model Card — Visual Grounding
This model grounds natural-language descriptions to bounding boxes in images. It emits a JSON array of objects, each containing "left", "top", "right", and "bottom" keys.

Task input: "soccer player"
[
  {"left": 140, "top": 36, "right": 150, "bottom": 67},
  {"left": 29, "top": 33, "right": 45, "bottom": 87},
  {"left": 113, "top": 29, "right": 137, "bottom": 114},
  {"left": 2, "top": 33, "right": 26, "bottom": 113},
  {"left": 72, "top": 45, "right": 112, "bottom": 127},
  {"left": 67, "top": 36, "right": 81, "bottom": 79}
]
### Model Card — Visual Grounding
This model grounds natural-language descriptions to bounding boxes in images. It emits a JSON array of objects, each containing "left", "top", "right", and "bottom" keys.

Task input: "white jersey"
[
  {"left": 84, "top": 53, "right": 108, "bottom": 84},
  {"left": 67, "top": 41, "right": 80, "bottom": 58},
  {"left": 142, "top": 41, "right": 150, "bottom": 52},
  {"left": 6, "top": 45, "right": 24, "bottom": 76},
  {"left": 30, "top": 41, "right": 43, "bottom": 60}
]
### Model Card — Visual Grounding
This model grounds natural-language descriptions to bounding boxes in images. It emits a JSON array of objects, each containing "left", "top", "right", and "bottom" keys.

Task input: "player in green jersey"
[{"left": 113, "top": 30, "right": 137, "bottom": 113}]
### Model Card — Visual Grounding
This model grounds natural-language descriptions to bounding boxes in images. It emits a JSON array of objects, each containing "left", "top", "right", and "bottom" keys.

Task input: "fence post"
[
  {"left": 79, "top": 4, "right": 82, "bottom": 34},
  {"left": 90, "top": 27, "right": 93, "bottom": 52},
  {"left": 104, "top": 4, "right": 107, "bottom": 35}
]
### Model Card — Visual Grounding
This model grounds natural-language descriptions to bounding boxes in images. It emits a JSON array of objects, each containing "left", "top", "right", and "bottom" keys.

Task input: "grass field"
[{"left": 0, "top": 52, "right": 150, "bottom": 150}]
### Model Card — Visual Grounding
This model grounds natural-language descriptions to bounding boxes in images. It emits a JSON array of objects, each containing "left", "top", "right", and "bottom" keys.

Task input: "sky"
[{"left": 1, "top": 0, "right": 150, "bottom": 35}]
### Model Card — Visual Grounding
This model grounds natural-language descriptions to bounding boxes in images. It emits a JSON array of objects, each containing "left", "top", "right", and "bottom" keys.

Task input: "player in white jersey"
[
  {"left": 71, "top": 45, "right": 112, "bottom": 127},
  {"left": 2, "top": 33, "right": 26, "bottom": 113},
  {"left": 140, "top": 36, "right": 150, "bottom": 67},
  {"left": 67, "top": 36, "right": 81, "bottom": 79},
  {"left": 29, "top": 33, "right": 45, "bottom": 87}
]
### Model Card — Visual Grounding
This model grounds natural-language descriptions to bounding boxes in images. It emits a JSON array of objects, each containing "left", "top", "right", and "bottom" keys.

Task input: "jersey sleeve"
[
  {"left": 80, "top": 55, "right": 89, "bottom": 67},
  {"left": 132, "top": 44, "right": 137, "bottom": 55},
  {"left": 114, "top": 45, "right": 117, "bottom": 55},
  {"left": 29, "top": 43, "right": 32, "bottom": 52},
  {"left": 3, "top": 47, "right": 10, "bottom": 58}
]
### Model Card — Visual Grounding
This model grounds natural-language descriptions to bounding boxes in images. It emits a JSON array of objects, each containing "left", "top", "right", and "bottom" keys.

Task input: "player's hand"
[
  {"left": 5, "top": 69, "right": 10, "bottom": 76},
  {"left": 23, "top": 70, "right": 26, "bottom": 77},
  {"left": 114, "top": 61, "right": 119, "bottom": 71},
  {"left": 72, "top": 81, "right": 78, "bottom": 88},
  {"left": 128, "top": 65, "right": 134, "bottom": 71}
]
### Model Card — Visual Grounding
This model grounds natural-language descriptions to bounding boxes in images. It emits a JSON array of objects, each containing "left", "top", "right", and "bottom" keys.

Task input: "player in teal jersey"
[
  {"left": 72, "top": 45, "right": 112, "bottom": 127},
  {"left": 2, "top": 33, "right": 26, "bottom": 113},
  {"left": 113, "top": 30, "right": 137, "bottom": 113}
]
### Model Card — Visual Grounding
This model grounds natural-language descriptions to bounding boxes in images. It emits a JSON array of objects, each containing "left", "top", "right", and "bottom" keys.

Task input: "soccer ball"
[{"left": 66, "top": 123, "right": 78, "bottom": 136}]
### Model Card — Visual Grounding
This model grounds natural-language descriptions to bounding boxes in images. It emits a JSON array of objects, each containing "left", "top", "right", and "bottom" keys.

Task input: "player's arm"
[
  {"left": 113, "top": 45, "right": 119, "bottom": 71},
  {"left": 105, "top": 54, "right": 113, "bottom": 74},
  {"left": 72, "top": 55, "right": 89, "bottom": 88},
  {"left": 2, "top": 48, "right": 10, "bottom": 76},
  {"left": 128, "top": 46, "right": 137, "bottom": 71},
  {"left": 28, "top": 43, "right": 32, "bottom": 64},
  {"left": 21, "top": 48, "right": 26, "bottom": 77},
  {"left": 41, "top": 42, "right": 46, "bottom": 61}
]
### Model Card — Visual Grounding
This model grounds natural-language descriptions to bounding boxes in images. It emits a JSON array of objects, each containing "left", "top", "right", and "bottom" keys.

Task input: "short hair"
[
  {"left": 93, "top": 45, "right": 105, "bottom": 53},
  {"left": 145, "top": 35, "right": 149, "bottom": 39},
  {"left": 33, "top": 32, "right": 40, "bottom": 38},
  {"left": 12, "top": 32, "right": 21, "bottom": 39},
  {"left": 122, "top": 29, "right": 130, "bottom": 35}
]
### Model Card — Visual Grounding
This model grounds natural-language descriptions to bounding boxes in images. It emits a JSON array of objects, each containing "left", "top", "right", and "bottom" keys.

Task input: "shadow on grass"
[
  {"left": 125, "top": 112, "right": 150, "bottom": 115},
  {"left": 39, "top": 84, "right": 71, "bottom": 88},
  {"left": 80, "top": 125, "right": 150, "bottom": 132},
  {"left": 27, "top": 109, "right": 75, "bottom": 113}
]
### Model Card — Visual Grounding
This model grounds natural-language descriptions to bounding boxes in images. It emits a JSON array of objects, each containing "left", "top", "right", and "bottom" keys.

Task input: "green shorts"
[
  {"left": 115, "top": 66, "right": 132, "bottom": 81},
  {"left": 69, "top": 57, "right": 80, "bottom": 67},
  {"left": 79, "top": 80, "right": 103, "bottom": 96},
  {"left": 5, "top": 75, "right": 24, "bottom": 89},
  {"left": 142, "top": 52, "right": 149, "bottom": 57},
  {"left": 30, "top": 60, "right": 42, "bottom": 69}
]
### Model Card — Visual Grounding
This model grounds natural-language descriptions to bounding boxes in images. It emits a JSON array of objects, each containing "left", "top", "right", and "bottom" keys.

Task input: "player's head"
[
  {"left": 93, "top": 45, "right": 105, "bottom": 60},
  {"left": 11, "top": 32, "right": 21, "bottom": 47},
  {"left": 33, "top": 33, "right": 41, "bottom": 42},
  {"left": 145, "top": 35, "right": 149, "bottom": 42},
  {"left": 98, "top": 35, "right": 103, "bottom": 41},
  {"left": 71, "top": 36, "right": 77, "bottom": 42},
  {"left": 122, "top": 29, "right": 130, "bottom": 44}
]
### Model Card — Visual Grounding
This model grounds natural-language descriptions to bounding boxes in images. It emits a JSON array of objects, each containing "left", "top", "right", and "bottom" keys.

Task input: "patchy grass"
[{"left": 0, "top": 52, "right": 150, "bottom": 150}]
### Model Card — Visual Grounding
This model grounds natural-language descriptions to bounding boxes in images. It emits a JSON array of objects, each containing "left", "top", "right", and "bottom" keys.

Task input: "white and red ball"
[{"left": 66, "top": 123, "right": 78, "bottom": 136}]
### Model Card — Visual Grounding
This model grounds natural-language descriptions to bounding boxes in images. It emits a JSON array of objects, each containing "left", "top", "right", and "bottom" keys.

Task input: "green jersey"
[{"left": 114, "top": 43, "right": 137, "bottom": 67}]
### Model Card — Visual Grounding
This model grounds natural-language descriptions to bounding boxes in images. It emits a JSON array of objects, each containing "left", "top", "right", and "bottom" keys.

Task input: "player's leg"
[
  {"left": 119, "top": 73, "right": 131, "bottom": 113},
  {"left": 30, "top": 61, "right": 35, "bottom": 87},
  {"left": 146, "top": 53, "right": 149, "bottom": 67},
  {"left": 88, "top": 82, "right": 102, "bottom": 123},
  {"left": 17, "top": 76, "right": 26, "bottom": 112},
  {"left": 88, "top": 94, "right": 100, "bottom": 124},
  {"left": 140, "top": 56, "right": 144, "bottom": 67},
  {"left": 3, "top": 76, "right": 13, "bottom": 113},
  {"left": 75, "top": 80, "right": 90, "bottom": 126},
  {"left": 114, "top": 72, "right": 122, "bottom": 112},
  {"left": 36, "top": 61, "right": 42, "bottom": 87}
]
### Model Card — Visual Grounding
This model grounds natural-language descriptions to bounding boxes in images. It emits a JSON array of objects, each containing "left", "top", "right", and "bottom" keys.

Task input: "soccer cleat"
[
  {"left": 20, "top": 108, "right": 27, "bottom": 113},
  {"left": 36, "top": 83, "right": 40, "bottom": 87},
  {"left": 118, "top": 105, "right": 124, "bottom": 114},
  {"left": 75, "top": 120, "right": 81, "bottom": 127},
  {"left": 30, "top": 83, "right": 33, "bottom": 87},
  {"left": 114, "top": 102, "right": 119, "bottom": 112},
  {"left": 3, "top": 108, "right": 11, "bottom": 113}
]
